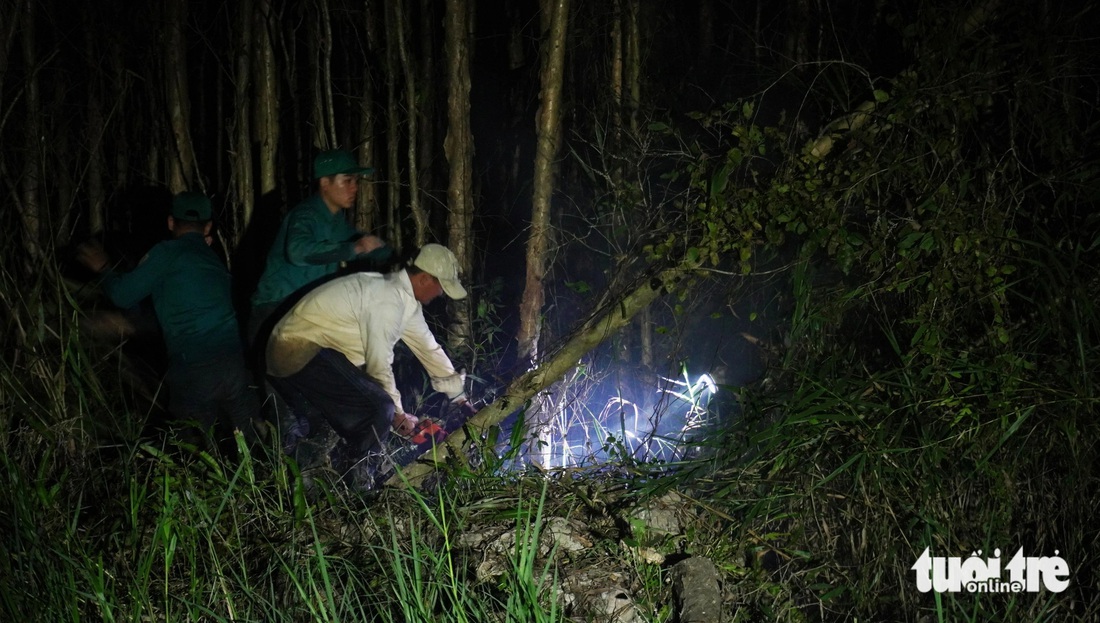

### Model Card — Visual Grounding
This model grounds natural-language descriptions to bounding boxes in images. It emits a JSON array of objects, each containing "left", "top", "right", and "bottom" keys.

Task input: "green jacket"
[
  {"left": 102, "top": 232, "right": 242, "bottom": 365},
  {"left": 250, "top": 194, "right": 390, "bottom": 308}
]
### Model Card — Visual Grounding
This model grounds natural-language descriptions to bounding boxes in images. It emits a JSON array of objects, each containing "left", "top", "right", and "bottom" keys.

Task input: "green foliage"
[{"left": 640, "top": 1, "right": 1100, "bottom": 620}]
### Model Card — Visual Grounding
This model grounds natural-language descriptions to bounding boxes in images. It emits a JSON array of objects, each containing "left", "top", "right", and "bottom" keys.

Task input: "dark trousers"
[
  {"left": 268, "top": 348, "right": 395, "bottom": 464},
  {"left": 167, "top": 351, "right": 261, "bottom": 449}
]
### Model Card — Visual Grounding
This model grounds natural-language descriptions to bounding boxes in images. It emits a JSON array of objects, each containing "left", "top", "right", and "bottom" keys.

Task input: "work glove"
[
  {"left": 431, "top": 370, "right": 467, "bottom": 401},
  {"left": 391, "top": 411, "right": 419, "bottom": 438}
]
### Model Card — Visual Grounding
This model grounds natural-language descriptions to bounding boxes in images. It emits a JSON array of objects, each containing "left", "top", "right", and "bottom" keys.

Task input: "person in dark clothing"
[
  {"left": 248, "top": 149, "right": 393, "bottom": 342},
  {"left": 77, "top": 192, "right": 262, "bottom": 451},
  {"left": 248, "top": 149, "right": 393, "bottom": 455}
]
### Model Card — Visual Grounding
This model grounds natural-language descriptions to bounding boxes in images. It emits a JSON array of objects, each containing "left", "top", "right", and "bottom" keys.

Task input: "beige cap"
[{"left": 413, "top": 244, "right": 468, "bottom": 300}]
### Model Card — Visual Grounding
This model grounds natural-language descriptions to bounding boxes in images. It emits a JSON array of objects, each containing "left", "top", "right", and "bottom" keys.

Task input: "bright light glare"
[
  {"left": 697, "top": 373, "right": 717, "bottom": 395},
  {"left": 536, "top": 367, "right": 721, "bottom": 468}
]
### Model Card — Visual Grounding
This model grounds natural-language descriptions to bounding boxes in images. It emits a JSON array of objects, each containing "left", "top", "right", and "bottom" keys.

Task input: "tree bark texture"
[
  {"left": 384, "top": 0, "right": 402, "bottom": 245},
  {"left": 624, "top": 0, "right": 640, "bottom": 133},
  {"left": 232, "top": 0, "right": 254, "bottom": 235},
  {"left": 165, "top": 0, "right": 196, "bottom": 193},
  {"left": 417, "top": 0, "right": 436, "bottom": 220},
  {"left": 671, "top": 557, "right": 723, "bottom": 623},
  {"left": 355, "top": 0, "right": 381, "bottom": 234},
  {"left": 82, "top": 15, "right": 105, "bottom": 236},
  {"left": 517, "top": 0, "right": 570, "bottom": 366},
  {"left": 109, "top": 41, "right": 130, "bottom": 193},
  {"left": 311, "top": 0, "right": 336, "bottom": 149},
  {"left": 517, "top": 0, "right": 570, "bottom": 468},
  {"left": 19, "top": 0, "right": 42, "bottom": 264},
  {"left": 610, "top": 0, "right": 623, "bottom": 166},
  {"left": 444, "top": 0, "right": 476, "bottom": 353},
  {"left": 395, "top": 0, "right": 428, "bottom": 247},
  {"left": 256, "top": 0, "right": 279, "bottom": 198},
  {"left": 0, "top": 0, "right": 21, "bottom": 103}
]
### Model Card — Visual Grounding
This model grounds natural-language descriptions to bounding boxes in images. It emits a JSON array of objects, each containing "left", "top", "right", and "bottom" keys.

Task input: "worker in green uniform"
[
  {"left": 248, "top": 149, "right": 393, "bottom": 457},
  {"left": 248, "top": 149, "right": 393, "bottom": 343},
  {"left": 77, "top": 192, "right": 261, "bottom": 451}
]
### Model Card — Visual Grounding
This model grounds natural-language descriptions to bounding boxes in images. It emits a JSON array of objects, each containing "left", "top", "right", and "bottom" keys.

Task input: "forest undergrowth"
[{"left": 1, "top": 177, "right": 1097, "bottom": 623}]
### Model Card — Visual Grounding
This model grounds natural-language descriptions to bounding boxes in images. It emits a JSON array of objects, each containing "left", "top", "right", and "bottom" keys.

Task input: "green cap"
[
  {"left": 171, "top": 192, "right": 212, "bottom": 221},
  {"left": 313, "top": 150, "right": 375, "bottom": 179}
]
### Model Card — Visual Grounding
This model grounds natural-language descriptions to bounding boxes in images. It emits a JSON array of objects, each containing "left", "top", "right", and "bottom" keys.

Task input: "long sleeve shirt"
[
  {"left": 250, "top": 194, "right": 390, "bottom": 308},
  {"left": 265, "top": 270, "right": 463, "bottom": 414},
  {"left": 101, "top": 232, "right": 242, "bottom": 365}
]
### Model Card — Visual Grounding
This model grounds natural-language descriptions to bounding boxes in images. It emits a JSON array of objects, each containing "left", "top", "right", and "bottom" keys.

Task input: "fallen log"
[{"left": 388, "top": 263, "right": 692, "bottom": 487}]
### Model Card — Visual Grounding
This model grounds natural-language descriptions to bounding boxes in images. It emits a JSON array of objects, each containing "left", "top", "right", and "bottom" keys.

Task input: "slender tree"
[
  {"left": 395, "top": 0, "right": 428, "bottom": 246},
  {"left": 517, "top": 0, "right": 570, "bottom": 467},
  {"left": 231, "top": 0, "right": 255, "bottom": 236},
  {"left": 383, "top": 1, "right": 402, "bottom": 244},
  {"left": 417, "top": 0, "right": 437, "bottom": 216},
  {"left": 49, "top": 70, "right": 74, "bottom": 247},
  {"left": 443, "top": 0, "right": 476, "bottom": 352},
  {"left": 623, "top": 0, "right": 651, "bottom": 368},
  {"left": 255, "top": 0, "right": 279, "bottom": 199},
  {"left": 164, "top": 0, "right": 197, "bottom": 192},
  {"left": 83, "top": 21, "right": 106, "bottom": 236},
  {"left": 19, "top": 0, "right": 42, "bottom": 264},
  {"left": 517, "top": 0, "right": 570, "bottom": 365},
  {"left": 624, "top": 0, "right": 640, "bottom": 133},
  {"left": 0, "top": 0, "right": 21, "bottom": 107},
  {"left": 355, "top": 0, "right": 381, "bottom": 234},
  {"left": 312, "top": 0, "right": 336, "bottom": 149}
]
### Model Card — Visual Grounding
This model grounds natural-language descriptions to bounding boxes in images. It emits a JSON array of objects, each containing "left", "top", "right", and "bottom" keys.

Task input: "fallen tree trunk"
[
  {"left": 389, "top": 263, "right": 692, "bottom": 487},
  {"left": 389, "top": 0, "right": 1006, "bottom": 490}
]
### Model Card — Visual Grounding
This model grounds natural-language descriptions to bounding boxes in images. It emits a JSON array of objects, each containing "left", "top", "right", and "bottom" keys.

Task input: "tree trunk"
[
  {"left": 85, "top": 102, "right": 106, "bottom": 236},
  {"left": 517, "top": 0, "right": 569, "bottom": 365},
  {"left": 624, "top": 0, "right": 651, "bottom": 367},
  {"left": 443, "top": 0, "right": 475, "bottom": 353},
  {"left": 516, "top": 0, "right": 570, "bottom": 468},
  {"left": 395, "top": 0, "right": 428, "bottom": 247},
  {"left": 165, "top": 0, "right": 196, "bottom": 193},
  {"left": 110, "top": 40, "right": 130, "bottom": 193},
  {"left": 390, "top": 264, "right": 693, "bottom": 487},
  {"left": 785, "top": 0, "right": 810, "bottom": 71},
  {"left": 83, "top": 16, "right": 105, "bottom": 236},
  {"left": 312, "top": 0, "right": 336, "bottom": 149},
  {"left": 232, "top": 0, "right": 254, "bottom": 237},
  {"left": 698, "top": 0, "right": 714, "bottom": 67},
  {"left": 610, "top": 0, "right": 623, "bottom": 169},
  {"left": 19, "top": 0, "right": 42, "bottom": 264},
  {"left": 50, "top": 78, "right": 74, "bottom": 246},
  {"left": 417, "top": 0, "right": 436, "bottom": 223},
  {"left": 355, "top": 0, "right": 381, "bottom": 234},
  {"left": 624, "top": 0, "right": 640, "bottom": 133},
  {"left": 754, "top": 0, "right": 763, "bottom": 63},
  {"left": 384, "top": 1, "right": 402, "bottom": 245},
  {"left": 256, "top": 0, "right": 279, "bottom": 199},
  {"left": 0, "top": 0, "right": 20, "bottom": 105}
]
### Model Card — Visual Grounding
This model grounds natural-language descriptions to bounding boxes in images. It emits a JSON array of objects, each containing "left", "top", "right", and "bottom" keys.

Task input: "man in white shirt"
[{"left": 266, "top": 244, "right": 471, "bottom": 489}]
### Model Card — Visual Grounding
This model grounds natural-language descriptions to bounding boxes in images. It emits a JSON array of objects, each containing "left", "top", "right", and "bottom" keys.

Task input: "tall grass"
[
  {"left": 648, "top": 223, "right": 1100, "bottom": 620},
  {"left": 0, "top": 256, "right": 576, "bottom": 622},
  {"left": 3, "top": 115, "right": 1098, "bottom": 623}
]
